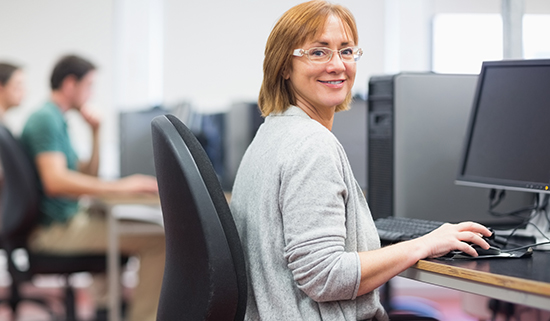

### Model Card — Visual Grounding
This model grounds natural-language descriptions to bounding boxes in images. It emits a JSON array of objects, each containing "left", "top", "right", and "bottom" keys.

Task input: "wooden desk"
[
  {"left": 399, "top": 252, "right": 550, "bottom": 310},
  {"left": 98, "top": 194, "right": 163, "bottom": 321}
]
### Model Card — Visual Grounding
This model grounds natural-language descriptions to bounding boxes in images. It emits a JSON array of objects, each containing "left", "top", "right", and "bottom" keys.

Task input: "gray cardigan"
[{"left": 230, "top": 106, "right": 388, "bottom": 321}]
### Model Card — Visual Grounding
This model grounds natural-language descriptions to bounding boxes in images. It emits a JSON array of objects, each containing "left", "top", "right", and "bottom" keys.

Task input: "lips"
[{"left": 319, "top": 80, "right": 344, "bottom": 85}]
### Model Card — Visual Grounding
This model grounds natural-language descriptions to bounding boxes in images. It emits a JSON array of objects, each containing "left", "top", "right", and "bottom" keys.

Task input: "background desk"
[
  {"left": 399, "top": 252, "right": 550, "bottom": 310},
  {"left": 98, "top": 194, "right": 163, "bottom": 321}
]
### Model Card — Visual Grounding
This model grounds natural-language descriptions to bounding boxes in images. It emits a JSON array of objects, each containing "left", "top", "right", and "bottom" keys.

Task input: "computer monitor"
[
  {"left": 222, "top": 102, "right": 263, "bottom": 191},
  {"left": 456, "top": 59, "right": 550, "bottom": 246},
  {"left": 456, "top": 59, "right": 550, "bottom": 194},
  {"left": 119, "top": 106, "right": 169, "bottom": 177}
]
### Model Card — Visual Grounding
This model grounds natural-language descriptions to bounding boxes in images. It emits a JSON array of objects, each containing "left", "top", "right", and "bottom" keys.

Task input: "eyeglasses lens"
[{"left": 306, "top": 47, "right": 361, "bottom": 63}]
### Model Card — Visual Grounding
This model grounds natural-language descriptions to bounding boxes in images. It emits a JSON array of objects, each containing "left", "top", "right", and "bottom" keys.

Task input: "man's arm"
[
  {"left": 36, "top": 152, "right": 157, "bottom": 197},
  {"left": 78, "top": 129, "right": 100, "bottom": 176},
  {"left": 77, "top": 105, "right": 100, "bottom": 176}
]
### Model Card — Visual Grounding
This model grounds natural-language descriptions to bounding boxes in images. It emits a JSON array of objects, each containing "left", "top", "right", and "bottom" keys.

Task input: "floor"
[
  {"left": 1, "top": 251, "right": 548, "bottom": 321},
  {"left": 0, "top": 274, "right": 479, "bottom": 321}
]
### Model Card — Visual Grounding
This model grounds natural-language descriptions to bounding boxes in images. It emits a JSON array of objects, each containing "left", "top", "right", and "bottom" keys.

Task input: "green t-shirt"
[{"left": 20, "top": 101, "right": 79, "bottom": 225}]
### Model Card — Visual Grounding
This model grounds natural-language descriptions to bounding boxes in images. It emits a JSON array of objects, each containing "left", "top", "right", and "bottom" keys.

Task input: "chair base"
[{"left": 0, "top": 279, "right": 77, "bottom": 321}]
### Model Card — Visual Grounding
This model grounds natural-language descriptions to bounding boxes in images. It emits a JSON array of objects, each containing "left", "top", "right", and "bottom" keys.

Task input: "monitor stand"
[{"left": 498, "top": 193, "right": 550, "bottom": 251}]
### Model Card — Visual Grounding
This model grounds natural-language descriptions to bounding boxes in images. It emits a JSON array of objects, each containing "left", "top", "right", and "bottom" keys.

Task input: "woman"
[
  {"left": 0, "top": 62, "right": 25, "bottom": 119},
  {"left": 230, "top": 1, "right": 492, "bottom": 320}
]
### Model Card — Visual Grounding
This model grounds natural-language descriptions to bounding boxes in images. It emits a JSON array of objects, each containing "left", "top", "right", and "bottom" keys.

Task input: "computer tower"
[
  {"left": 332, "top": 96, "right": 367, "bottom": 191},
  {"left": 367, "top": 73, "right": 532, "bottom": 223}
]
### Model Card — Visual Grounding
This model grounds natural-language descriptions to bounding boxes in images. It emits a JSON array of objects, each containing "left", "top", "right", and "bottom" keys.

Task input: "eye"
[
  {"left": 340, "top": 48, "right": 354, "bottom": 56},
  {"left": 309, "top": 48, "right": 328, "bottom": 58}
]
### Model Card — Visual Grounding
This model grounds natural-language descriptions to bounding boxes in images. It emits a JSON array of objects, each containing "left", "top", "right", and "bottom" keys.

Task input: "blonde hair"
[{"left": 258, "top": 0, "right": 358, "bottom": 117}]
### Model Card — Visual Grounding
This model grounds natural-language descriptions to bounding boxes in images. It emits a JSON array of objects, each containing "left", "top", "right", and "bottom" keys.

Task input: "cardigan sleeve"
[{"left": 280, "top": 130, "right": 361, "bottom": 302}]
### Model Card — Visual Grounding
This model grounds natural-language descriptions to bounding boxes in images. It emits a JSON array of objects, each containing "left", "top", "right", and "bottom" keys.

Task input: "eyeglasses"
[{"left": 292, "top": 47, "right": 363, "bottom": 63}]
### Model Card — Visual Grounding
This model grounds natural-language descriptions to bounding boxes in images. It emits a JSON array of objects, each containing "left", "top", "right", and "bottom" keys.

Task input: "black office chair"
[
  {"left": 151, "top": 114, "right": 247, "bottom": 321},
  {"left": 0, "top": 124, "right": 123, "bottom": 321}
]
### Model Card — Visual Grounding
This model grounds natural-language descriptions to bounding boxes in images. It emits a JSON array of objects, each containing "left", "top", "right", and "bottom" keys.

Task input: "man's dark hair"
[
  {"left": 50, "top": 55, "right": 96, "bottom": 90},
  {"left": 0, "top": 62, "right": 20, "bottom": 86}
]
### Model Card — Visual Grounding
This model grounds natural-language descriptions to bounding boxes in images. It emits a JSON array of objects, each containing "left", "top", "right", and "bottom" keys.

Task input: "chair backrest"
[
  {"left": 0, "top": 124, "right": 41, "bottom": 248},
  {"left": 151, "top": 114, "right": 247, "bottom": 321}
]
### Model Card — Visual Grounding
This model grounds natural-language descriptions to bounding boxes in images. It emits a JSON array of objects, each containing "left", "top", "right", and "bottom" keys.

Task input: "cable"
[
  {"left": 489, "top": 189, "right": 506, "bottom": 208},
  {"left": 487, "top": 191, "right": 550, "bottom": 251},
  {"left": 492, "top": 210, "right": 539, "bottom": 247},
  {"left": 500, "top": 220, "right": 550, "bottom": 247},
  {"left": 488, "top": 189, "right": 539, "bottom": 219},
  {"left": 502, "top": 198, "right": 550, "bottom": 245},
  {"left": 501, "top": 241, "right": 550, "bottom": 253}
]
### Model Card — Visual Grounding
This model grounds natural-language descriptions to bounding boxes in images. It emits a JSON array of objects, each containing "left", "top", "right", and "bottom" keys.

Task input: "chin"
[{"left": 324, "top": 97, "right": 348, "bottom": 108}]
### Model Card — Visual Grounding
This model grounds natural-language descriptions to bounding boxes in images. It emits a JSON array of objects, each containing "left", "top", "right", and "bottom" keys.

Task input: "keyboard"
[{"left": 374, "top": 216, "right": 445, "bottom": 243}]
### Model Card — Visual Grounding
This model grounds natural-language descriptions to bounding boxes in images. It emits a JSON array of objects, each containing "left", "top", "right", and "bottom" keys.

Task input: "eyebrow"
[{"left": 312, "top": 41, "right": 352, "bottom": 47}]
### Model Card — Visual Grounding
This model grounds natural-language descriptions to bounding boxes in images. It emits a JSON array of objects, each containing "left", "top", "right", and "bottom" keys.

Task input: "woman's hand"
[
  {"left": 415, "top": 222, "right": 493, "bottom": 258},
  {"left": 357, "top": 221, "right": 492, "bottom": 295}
]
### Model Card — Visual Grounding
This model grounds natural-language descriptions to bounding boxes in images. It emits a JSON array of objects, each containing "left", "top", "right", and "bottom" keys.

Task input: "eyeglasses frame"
[{"left": 292, "top": 47, "right": 363, "bottom": 63}]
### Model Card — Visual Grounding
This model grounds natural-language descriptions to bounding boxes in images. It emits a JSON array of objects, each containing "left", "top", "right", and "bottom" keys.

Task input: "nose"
[{"left": 326, "top": 51, "right": 346, "bottom": 73}]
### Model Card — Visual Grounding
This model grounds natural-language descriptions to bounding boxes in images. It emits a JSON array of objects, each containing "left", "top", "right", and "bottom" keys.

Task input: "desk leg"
[{"left": 108, "top": 206, "right": 121, "bottom": 321}]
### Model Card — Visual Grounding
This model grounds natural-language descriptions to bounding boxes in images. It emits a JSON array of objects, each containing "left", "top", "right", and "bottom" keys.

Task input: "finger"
[
  {"left": 472, "top": 234, "right": 491, "bottom": 249},
  {"left": 458, "top": 231, "right": 490, "bottom": 249},
  {"left": 460, "top": 244, "right": 479, "bottom": 257},
  {"left": 456, "top": 221, "right": 492, "bottom": 236}
]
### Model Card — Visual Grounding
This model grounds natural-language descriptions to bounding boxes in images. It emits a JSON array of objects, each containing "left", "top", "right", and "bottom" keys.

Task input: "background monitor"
[
  {"left": 222, "top": 102, "right": 263, "bottom": 191},
  {"left": 119, "top": 106, "right": 169, "bottom": 177},
  {"left": 456, "top": 59, "right": 550, "bottom": 194}
]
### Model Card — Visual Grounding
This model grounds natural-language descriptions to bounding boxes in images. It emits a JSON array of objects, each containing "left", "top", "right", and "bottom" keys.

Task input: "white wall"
[
  {"left": 0, "top": 0, "right": 116, "bottom": 175},
  {"left": 1, "top": 0, "right": 549, "bottom": 177},
  {"left": 0, "top": 0, "right": 114, "bottom": 132},
  {"left": 162, "top": 0, "right": 549, "bottom": 109},
  {"left": 163, "top": 0, "right": 386, "bottom": 111}
]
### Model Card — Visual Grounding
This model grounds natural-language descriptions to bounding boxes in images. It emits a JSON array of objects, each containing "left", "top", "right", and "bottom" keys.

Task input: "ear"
[
  {"left": 61, "top": 75, "right": 77, "bottom": 92},
  {"left": 282, "top": 65, "right": 291, "bottom": 80}
]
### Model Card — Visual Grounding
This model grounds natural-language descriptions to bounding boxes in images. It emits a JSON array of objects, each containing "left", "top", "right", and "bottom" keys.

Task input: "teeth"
[{"left": 323, "top": 80, "right": 343, "bottom": 84}]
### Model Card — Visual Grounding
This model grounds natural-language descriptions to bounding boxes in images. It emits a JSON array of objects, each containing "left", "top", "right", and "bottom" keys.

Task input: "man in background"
[
  {"left": 20, "top": 54, "right": 164, "bottom": 321},
  {"left": 0, "top": 62, "right": 26, "bottom": 198},
  {"left": 0, "top": 62, "right": 25, "bottom": 119}
]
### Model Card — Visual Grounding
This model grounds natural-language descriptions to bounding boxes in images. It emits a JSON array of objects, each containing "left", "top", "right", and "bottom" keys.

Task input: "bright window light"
[
  {"left": 432, "top": 14, "right": 503, "bottom": 74},
  {"left": 524, "top": 15, "right": 550, "bottom": 59},
  {"left": 432, "top": 14, "right": 550, "bottom": 74}
]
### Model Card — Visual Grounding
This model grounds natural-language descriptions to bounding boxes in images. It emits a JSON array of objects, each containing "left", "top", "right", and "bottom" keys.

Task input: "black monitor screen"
[{"left": 457, "top": 59, "right": 550, "bottom": 193}]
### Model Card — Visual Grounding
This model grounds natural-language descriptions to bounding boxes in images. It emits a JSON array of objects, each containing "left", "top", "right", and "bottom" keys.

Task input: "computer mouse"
[{"left": 471, "top": 244, "right": 501, "bottom": 256}]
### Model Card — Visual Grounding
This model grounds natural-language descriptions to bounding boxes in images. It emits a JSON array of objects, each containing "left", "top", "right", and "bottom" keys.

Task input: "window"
[{"left": 432, "top": 13, "right": 550, "bottom": 74}]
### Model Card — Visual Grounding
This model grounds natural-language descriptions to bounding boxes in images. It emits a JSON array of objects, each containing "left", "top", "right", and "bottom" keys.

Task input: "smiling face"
[{"left": 284, "top": 15, "right": 356, "bottom": 120}]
